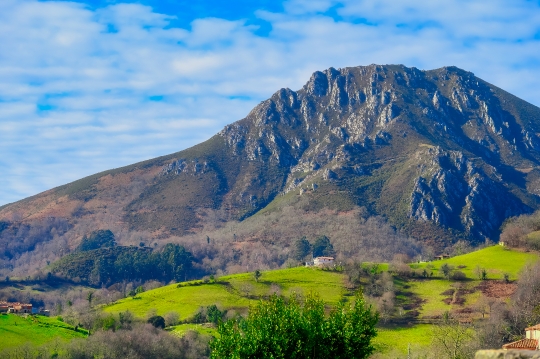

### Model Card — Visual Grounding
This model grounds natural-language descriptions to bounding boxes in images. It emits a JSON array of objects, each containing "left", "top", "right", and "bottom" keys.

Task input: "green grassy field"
[
  {"left": 375, "top": 324, "right": 433, "bottom": 353},
  {"left": 104, "top": 267, "right": 347, "bottom": 319},
  {"left": 102, "top": 246, "right": 538, "bottom": 354},
  {"left": 412, "top": 245, "right": 538, "bottom": 279},
  {"left": 169, "top": 323, "right": 218, "bottom": 338},
  {"left": 0, "top": 314, "right": 87, "bottom": 350},
  {"left": 406, "top": 246, "right": 538, "bottom": 317}
]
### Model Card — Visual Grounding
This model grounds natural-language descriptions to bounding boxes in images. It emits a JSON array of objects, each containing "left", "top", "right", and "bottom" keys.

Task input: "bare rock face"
[
  {"left": 209, "top": 64, "right": 539, "bottom": 243},
  {"left": 408, "top": 147, "right": 528, "bottom": 240}
]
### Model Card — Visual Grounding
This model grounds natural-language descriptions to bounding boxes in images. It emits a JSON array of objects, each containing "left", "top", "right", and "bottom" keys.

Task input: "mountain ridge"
[{"left": 2, "top": 64, "right": 540, "bottom": 275}]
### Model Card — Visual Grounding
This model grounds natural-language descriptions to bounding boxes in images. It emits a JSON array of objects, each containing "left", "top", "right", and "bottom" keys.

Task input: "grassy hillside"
[
  {"left": 0, "top": 314, "right": 87, "bottom": 350},
  {"left": 102, "top": 246, "right": 538, "bottom": 355},
  {"left": 406, "top": 246, "right": 537, "bottom": 319},
  {"left": 104, "top": 267, "right": 346, "bottom": 319},
  {"left": 413, "top": 245, "right": 537, "bottom": 279}
]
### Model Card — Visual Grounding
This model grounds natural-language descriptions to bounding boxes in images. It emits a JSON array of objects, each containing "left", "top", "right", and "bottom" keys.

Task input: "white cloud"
[{"left": 0, "top": 0, "right": 539, "bottom": 205}]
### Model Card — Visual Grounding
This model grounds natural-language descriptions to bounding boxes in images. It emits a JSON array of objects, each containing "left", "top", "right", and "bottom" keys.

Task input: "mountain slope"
[{"left": 2, "top": 64, "right": 540, "bottom": 272}]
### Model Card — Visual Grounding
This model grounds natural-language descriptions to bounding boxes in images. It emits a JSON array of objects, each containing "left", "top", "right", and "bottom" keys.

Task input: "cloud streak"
[{"left": 0, "top": 0, "right": 539, "bottom": 205}]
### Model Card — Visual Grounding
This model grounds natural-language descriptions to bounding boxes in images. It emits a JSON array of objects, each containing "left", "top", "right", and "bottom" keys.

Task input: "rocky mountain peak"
[
  {"left": 215, "top": 64, "right": 540, "bottom": 241},
  {"left": 3, "top": 64, "right": 540, "bottom": 249}
]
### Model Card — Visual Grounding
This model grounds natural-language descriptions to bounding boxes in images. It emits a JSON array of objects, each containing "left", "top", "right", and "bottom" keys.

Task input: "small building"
[
  {"left": 313, "top": 256, "right": 335, "bottom": 267},
  {"left": 503, "top": 324, "right": 540, "bottom": 350},
  {"left": 0, "top": 301, "right": 9, "bottom": 313},
  {"left": 0, "top": 302, "right": 32, "bottom": 314},
  {"left": 435, "top": 254, "right": 450, "bottom": 261}
]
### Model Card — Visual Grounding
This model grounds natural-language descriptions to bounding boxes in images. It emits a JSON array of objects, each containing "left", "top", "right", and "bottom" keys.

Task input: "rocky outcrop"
[{"left": 408, "top": 147, "right": 530, "bottom": 240}]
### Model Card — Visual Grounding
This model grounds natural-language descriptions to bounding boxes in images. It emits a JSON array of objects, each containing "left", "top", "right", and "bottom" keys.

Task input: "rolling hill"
[
  {"left": 0, "top": 314, "right": 87, "bottom": 351},
  {"left": 100, "top": 245, "right": 538, "bottom": 355}
]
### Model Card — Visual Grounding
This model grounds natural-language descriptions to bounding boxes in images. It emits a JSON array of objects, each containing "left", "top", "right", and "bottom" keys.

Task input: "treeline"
[
  {"left": 501, "top": 210, "right": 540, "bottom": 249},
  {"left": 51, "top": 231, "right": 193, "bottom": 286},
  {"left": 0, "top": 217, "right": 70, "bottom": 261}
]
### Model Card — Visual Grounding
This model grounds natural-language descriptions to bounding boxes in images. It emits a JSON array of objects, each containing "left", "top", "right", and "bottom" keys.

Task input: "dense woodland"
[
  {"left": 49, "top": 230, "right": 194, "bottom": 286},
  {"left": 0, "top": 205, "right": 427, "bottom": 285}
]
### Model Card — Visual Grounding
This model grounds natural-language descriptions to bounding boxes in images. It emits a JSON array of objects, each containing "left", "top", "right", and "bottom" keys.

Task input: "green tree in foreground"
[{"left": 210, "top": 292, "right": 378, "bottom": 359}]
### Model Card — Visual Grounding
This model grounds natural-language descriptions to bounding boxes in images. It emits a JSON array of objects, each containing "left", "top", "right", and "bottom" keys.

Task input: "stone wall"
[{"left": 476, "top": 350, "right": 540, "bottom": 359}]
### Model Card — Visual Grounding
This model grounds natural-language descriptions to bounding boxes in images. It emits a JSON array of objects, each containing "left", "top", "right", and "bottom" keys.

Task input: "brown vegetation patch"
[
  {"left": 443, "top": 298, "right": 452, "bottom": 305},
  {"left": 441, "top": 289, "right": 455, "bottom": 296},
  {"left": 453, "top": 307, "right": 474, "bottom": 314},
  {"left": 452, "top": 297, "right": 466, "bottom": 305},
  {"left": 477, "top": 281, "right": 517, "bottom": 298}
]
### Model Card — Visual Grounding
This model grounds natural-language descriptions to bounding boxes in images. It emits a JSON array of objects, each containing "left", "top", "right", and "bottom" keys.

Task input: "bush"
[
  {"left": 147, "top": 315, "right": 165, "bottom": 329},
  {"left": 164, "top": 311, "right": 180, "bottom": 327},
  {"left": 451, "top": 271, "right": 467, "bottom": 281},
  {"left": 210, "top": 292, "right": 378, "bottom": 359}
]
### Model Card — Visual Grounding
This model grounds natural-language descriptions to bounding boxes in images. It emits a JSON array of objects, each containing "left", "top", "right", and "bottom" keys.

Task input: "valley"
[{"left": 2, "top": 244, "right": 537, "bottom": 356}]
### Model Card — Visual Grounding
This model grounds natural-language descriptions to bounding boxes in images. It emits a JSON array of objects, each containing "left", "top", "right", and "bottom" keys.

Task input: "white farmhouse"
[{"left": 313, "top": 256, "right": 334, "bottom": 267}]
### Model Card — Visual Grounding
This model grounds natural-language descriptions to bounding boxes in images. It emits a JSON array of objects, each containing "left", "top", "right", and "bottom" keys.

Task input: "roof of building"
[
  {"left": 0, "top": 301, "right": 32, "bottom": 307},
  {"left": 502, "top": 339, "right": 538, "bottom": 350},
  {"left": 314, "top": 257, "right": 334, "bottom": 260},
  {"left": 526, "top": 324, "right": 540, "bottom": 330}
]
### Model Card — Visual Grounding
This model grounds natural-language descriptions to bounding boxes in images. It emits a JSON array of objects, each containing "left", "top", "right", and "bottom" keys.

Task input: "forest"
[{"left": 51, "top": 230, "right": 194, "bottom": 286}]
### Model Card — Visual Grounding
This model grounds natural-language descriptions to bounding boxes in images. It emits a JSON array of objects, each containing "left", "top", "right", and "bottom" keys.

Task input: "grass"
[
  {"left": 412, "top": 245, "right": 538, "bottom": 280},
  {"left": 169, "top": 323, "right": 218, "bottom": 338},
  {"left": 0, "top": 314, "right": 87, "bottom": 350},
  {"left": 406, "top": 246, "right": 538, "bottom": 317},
  {"left": 104, "top": 267, "right": 347, "bottom": 320},
  {"left": 375, "top": 324, "right": 433, "bottom": 354}
]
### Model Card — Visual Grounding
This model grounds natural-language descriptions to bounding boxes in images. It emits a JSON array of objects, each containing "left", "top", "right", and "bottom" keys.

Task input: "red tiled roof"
[
  {"left": 502, "top": 339, "right": 538, "bottom": 350},
  {"left": 526, "top": 324, "right": 540, "bottom": 330}
]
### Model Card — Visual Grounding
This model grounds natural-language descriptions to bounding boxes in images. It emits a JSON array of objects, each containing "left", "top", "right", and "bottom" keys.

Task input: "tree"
[
  {"left": 293, "top": 237, "right": 312, "bottom": 261},
  {"left": 87, "top": 291, "right": 94, "bottom": 307},
  {"left": 78, "top": 229, "right": 116, "bottom": 252},
  {"left": 253, "top": 270, "right": 262, "bottom": 283},
  {"left": 440, "top": 263, "right": 453, "bottom": 280},
  {"left": 206, "top": 305, "right": 224, "bottom": 325},
  {"left": 431, "top": 313, "right": 476, "bottom": 359},
  {"left": 147, "top": 315, "right": 165, "bottom": 329},
  {"left": 164, "top": 311, "right": 180, "bottom": 327},
  {"left": 210, "top": 292, "right": 378, "bottom": 359},
  {"left": 481, "top": 268, "right": 488, "bottom": 280},
  {"left": 473, "top": 265, "right": 482, "bottom": 280},
  {"left": 312, "top": 235, "right": 335, "bottom": 258}
]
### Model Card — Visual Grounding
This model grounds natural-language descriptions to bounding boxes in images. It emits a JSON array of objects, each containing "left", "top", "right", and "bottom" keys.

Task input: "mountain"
[{"left": 2, "top": 64, "right": 540, "bottom": 275}]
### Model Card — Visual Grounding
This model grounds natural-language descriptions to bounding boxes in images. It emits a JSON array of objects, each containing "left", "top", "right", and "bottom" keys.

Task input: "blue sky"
[{"left": 1, "top": 0, "right": 540, "bottom": 206}]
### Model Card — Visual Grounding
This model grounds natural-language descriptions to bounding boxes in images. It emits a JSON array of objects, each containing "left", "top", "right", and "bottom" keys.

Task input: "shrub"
[
  {"left": 451, "top": 271, "right": 467, "bottom": 281},
  {"left": 147, "top": 315, "right": 165, "bottom": 329},
  {"left": 210, "top": 292, "right": 378, "bottom": 359}
]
